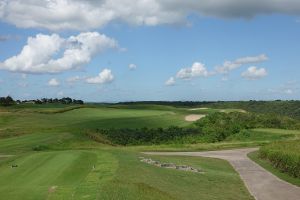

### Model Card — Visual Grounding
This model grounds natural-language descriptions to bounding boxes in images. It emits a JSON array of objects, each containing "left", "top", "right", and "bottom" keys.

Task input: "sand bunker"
[
  {"left": 188, "top": 107, "right": 208, "bottom": 111},
  {"left": 185, "top": 114, "right": 206, "bottom": 122}
]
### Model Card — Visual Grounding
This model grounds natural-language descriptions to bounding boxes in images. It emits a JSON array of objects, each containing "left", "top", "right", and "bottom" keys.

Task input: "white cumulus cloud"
[
  {"left": 165, "top": 77, "right": 175, "bottom": 86},
  {"left": 0, "top": 32, "right": 118, "bottom": 74},
  {"left": 241, "top": 66, "right": 267, "bottom": 80},
  {"left": 1, "top": 1, "right": 300, "bottom": 31},
  {"left": 216, "top": 54, "right": 268, "bottom": 74},
  {"left": 86, "top": 69, "right": 114, "bottom": 84},
  {"left": 48, "top": 78, "right": 60, "bottom": 86},
  {"left": 176, "top": 62, "right": 209, "bottom": 79}
]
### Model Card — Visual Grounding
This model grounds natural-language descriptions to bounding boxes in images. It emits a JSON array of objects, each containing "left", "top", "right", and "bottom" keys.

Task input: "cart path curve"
[{"left": 144, "top": 148, "right": 300, "bottom": 200}]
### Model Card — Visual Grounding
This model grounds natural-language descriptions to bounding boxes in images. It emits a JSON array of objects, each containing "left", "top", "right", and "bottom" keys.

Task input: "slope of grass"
[
  {"left": 0, "top": 107, "right": 191, "bottom": 138},
  {"left": 259, "top": 140, "right": 300, "bottom": 178},
  {"left": 79, "top": 150, "right": 254, "bottom": 200},
  {"left": 248, "top": 151, "right": 300, "bottom": 187},
  {"left": 227, "top": 128, "right": 300, "bottom": 142},
  {"left": 0, "top": 133, "right": 254, "bottom": 200}
]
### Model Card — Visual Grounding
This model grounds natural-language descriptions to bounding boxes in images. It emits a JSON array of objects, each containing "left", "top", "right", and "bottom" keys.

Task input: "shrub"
[
  {"left": 195, "top": 112, "right": 300, "bottom": 142},
  {"left": 95, "top": 126, "right": 201, "bottom": 145},
  {"left": 259, "top": 140, "right": 300, "bottom": 178}
]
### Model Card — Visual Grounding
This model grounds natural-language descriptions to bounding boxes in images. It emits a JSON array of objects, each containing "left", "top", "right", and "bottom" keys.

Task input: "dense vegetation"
[
  {"left": 94, "top": 127, "right": 200, "bottom": 145},
  {"left": 117, "top": 100, "right": 300, "bottom": 119},
  {"left": 259, "top": 140, "right": 300, "bottom": 178},
  {"left": 195, "top": 112, "right": 300, "bottom": 142},
  {"left": 92, "top": 112, "right": 300, "bottom": 145}
]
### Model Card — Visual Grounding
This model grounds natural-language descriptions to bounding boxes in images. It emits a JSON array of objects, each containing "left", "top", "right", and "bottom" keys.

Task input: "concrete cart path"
[{"left": 144, "top": 148, "right": 300, "bottom": 200}]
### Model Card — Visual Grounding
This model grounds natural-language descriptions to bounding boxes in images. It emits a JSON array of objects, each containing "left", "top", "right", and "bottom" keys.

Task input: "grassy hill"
[{"left": 0, "top": 103, "right": 299, "bottom": 199}]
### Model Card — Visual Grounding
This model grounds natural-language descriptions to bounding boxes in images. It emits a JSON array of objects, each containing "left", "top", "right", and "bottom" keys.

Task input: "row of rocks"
[{"left": 140, "top": 157, "right": 203, "bottom": 173}]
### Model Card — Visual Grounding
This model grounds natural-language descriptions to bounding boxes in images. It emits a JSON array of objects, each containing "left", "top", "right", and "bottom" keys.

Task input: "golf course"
[
  {"left": 0, "top": 101, "right": 299, "bottom": 200},
  {"left": 1, "top": 1, "right": 300, "bottom": 199}
]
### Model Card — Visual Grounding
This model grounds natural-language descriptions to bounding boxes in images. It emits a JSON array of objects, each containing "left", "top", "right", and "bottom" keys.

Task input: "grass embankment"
[
  {"left": 258, "top": 140, "right": 300, "bottom": 178},
  {"left": 248, "top": 151, "right": 300, "bottom": 187},
  {"left": 0, "top": 106, "right": 190, "bottom": 138}
]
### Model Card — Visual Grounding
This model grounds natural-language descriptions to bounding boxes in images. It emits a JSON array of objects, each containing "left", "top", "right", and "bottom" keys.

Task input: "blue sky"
[{"left": 0, "top": 1, "right": 300, "bottom": 102}]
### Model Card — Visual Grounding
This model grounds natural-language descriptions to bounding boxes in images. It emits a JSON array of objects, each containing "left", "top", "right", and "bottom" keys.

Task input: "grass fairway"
[
  {"left": 0, "top": 148, "right": 253, "bottom": 200},
  {"left": 0, "top": 150, "right": 118, "bottom": 200}
]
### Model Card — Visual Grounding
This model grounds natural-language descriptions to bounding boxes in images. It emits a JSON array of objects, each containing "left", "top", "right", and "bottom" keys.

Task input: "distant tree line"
[{"left": 0, "top": 96, "right": 84, "bottom": 106}]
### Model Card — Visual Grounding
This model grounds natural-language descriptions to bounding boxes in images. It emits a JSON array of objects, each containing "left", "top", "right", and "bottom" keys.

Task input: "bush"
[
  {"left": 259, "top": 140, "right": 300, "bottom": 178},
  {"left": 195, "top": 112, "right": 300, "bottom": 142},
  {"left": 95, "top": 126, "right": 201, "bottom": 145}
]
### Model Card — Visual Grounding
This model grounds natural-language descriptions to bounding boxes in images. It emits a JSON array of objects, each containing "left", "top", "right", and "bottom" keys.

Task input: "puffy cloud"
[
  {"left": 0, "top": 32, "right": 118, "bottom": 74},
  {"left": 166, "top": 54, "right": 269, "bottom": 85},
  {"left": 176, "top": 62, "right": 209, "bottom": 79},
  {"left": 1, "top": 1, "right": 300, "bottom": 31},
  {"left": 86, "top": 69, "right": 114, "bottom": 84},
  {"left": 241, "top": 66, "right": 267, "bottom": 80},
  {"left": 165, "top": 77, "right": 175, "bottom": 86},
  {"left": 128, "top": 63, "right": 137, "bottom": 70},
  {"left": 48, "top": 78, "right": 60, "bottom": 86},
  {"left": 216, "top": 54, "right": 268, "bottom": 74}
]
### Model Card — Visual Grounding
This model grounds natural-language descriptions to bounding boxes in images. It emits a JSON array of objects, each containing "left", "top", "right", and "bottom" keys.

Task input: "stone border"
[{"left": 140, "top": 157, "right": 204, "bottom": 173}]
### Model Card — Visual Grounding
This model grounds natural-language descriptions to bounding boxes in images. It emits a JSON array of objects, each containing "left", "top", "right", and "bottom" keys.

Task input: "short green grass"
[
  {"left": 95, "top": 151, "right": 253, "bottom": 200},
  {"left": 0, "top": 148, "right": 253, "bottom": 200},
  {"left": 0, "top": 150, "right": 118, "bottom": 200}
]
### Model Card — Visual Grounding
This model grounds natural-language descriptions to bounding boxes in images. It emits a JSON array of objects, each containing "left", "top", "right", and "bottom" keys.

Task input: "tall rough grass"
[{"left": 259, "top": 140, "right": 300, "bottom": 178}]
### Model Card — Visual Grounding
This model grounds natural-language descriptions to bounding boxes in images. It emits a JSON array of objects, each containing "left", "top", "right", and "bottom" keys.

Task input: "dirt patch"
[{"left": 185, "top": 114, "right": 206, "bottom": 122}]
